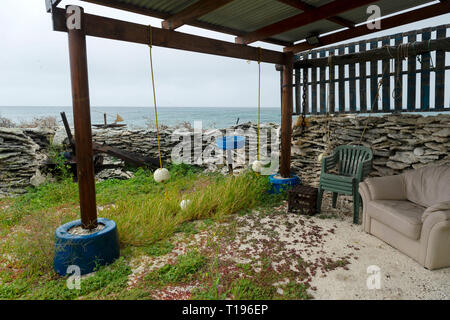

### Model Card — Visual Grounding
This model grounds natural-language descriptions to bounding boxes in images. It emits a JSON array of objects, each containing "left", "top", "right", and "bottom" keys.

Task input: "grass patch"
[
  {"left": 146, "top": 250, "right": 207, "bottom": 285},
  {"left": 0, "top": 164, "right": 275, "bottom": 300},
  {"left": 146, "top": 241, "right": 174, "bottom": 257}
]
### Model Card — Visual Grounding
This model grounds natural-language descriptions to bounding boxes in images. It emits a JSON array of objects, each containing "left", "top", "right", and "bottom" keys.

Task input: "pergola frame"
[{"left": 46, "top": 1, "right": 450, "bottom": 229}]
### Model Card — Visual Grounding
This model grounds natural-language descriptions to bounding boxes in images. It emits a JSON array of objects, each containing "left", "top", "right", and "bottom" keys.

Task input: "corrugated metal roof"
[
  {"left": 199, "top": 0, "right": 299, "bottom": 33},
  {"left": 88, "top": 0, "right": 440, "bottom": 44}
]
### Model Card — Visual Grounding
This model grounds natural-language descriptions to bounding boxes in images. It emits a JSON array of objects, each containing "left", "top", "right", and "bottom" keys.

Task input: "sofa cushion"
[
  {"left": 403, "top": 165, "right": 450, "bottom": 208},
  {"left": 367, "top": 200, "right": 425, "bottom": 240}
]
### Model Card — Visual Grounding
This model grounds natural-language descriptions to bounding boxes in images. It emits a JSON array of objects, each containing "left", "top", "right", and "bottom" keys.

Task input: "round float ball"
[
  {"left": 154, "top": 168, "right": 170, "bottom": 183},
  {"left": 252, "top": 160, "right": 264, "bottom": 173},
  {"left": 180, "top": 199, "right": 191, "bottom": 210}
]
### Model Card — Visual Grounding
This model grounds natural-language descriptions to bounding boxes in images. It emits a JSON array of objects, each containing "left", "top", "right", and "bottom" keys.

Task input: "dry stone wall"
[
  {"left": 291, "top": 114, "right": 450, "bottom": 187},
  {"left": 1, "top": 114, "right": 449, "bottom": 197}
]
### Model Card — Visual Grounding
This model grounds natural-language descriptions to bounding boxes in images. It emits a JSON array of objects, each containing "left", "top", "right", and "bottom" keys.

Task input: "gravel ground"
[{"left": 127, "top": 194, "right": 450, "bottom": 300}]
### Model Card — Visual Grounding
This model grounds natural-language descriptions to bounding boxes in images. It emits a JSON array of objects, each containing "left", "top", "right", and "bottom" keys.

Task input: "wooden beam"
[
  {"left": 280, "top": 53, "right": 294, "bottom": 178},
  {"left": 52, "top": 7, "right": 286, "bottom": 65},
  {"left": 66, "top": 6, "right": 98, "bottom": 230},
  {"left": 79, "top": 0, "right": 292, "bottom": 47},
  {"left": 162, "top": 0, "right": 233, "bottom": 30},
  {"left": 277, "top": 0, "right": 355, "bottom": 28},
  {"left": 285, "top": 2, "right": 450, "bottom": 53},
  {"left": 295, "top": 37, "right": 450, "bottom": 68},
  {"left": 236, "top": 0, "right": 377, "bottom": 45}
]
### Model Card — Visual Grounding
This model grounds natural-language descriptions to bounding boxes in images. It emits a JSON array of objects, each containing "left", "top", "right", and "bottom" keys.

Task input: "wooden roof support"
[
  {"left": 277, "top": 0, "right": 355, "bottom": 28},
  {"left": 80, "top": 0, "right": 292, "bottom": 47},
  {"left": 66, "top": 6, "right": 98, "bottom": 229},
  {"left": 235, "top": 0, "right": 377, "bottom": 45},
  {"left": 52, "top": 7, "right": 286, "bottom": 65},
  {"left": 280, "top": 53, "right": 294, "bottom": 178},
  {"left": 295, "top": 37, "right": 450, "bottom": 68},
  {"left": 285, "top": 1, "right": 450, "bottom": 53},
  {"left": 162, "top": 0, "right": 233, "bottom": 30}
]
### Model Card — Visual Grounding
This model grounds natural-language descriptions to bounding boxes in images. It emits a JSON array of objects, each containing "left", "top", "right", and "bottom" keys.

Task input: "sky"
[{"left": 0, "top": 0, "right": 449, "bottom": 108}]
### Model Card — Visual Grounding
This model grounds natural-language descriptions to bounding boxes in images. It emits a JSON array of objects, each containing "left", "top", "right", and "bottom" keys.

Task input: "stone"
[
  {"left": 386, "top": 161, "right": 410, "bottom": 170},
  {"left": 30, "top": 170, "right": 46, "bottom": 187},
  {"left": 413, "top": 147, "right": 425, "bottom": 156},
  {"left": 389, "top": 152, "right": 419, "bottom": 164},
  {"left": 432, "top": 128, "right": 450, "bottom": 138}
]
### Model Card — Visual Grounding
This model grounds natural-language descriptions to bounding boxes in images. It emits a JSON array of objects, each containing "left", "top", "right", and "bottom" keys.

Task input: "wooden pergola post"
[
  {"left": 67, "top": 6, "right": 98, "bottom": 229},
  {"left": 280, "top": 52, "right": 293, "bottom": 178}
]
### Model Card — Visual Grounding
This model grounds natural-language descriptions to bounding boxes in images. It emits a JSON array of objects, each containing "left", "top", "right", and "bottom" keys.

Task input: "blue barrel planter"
[
  {"left": 54, "top": 218, "right": 120, "bottom": 276},
  {"left": 268, "top": 174, "right": 301, "bottom": 194},
  {"left": 216, "top": 135, "right": 246, "bottom": 150}
]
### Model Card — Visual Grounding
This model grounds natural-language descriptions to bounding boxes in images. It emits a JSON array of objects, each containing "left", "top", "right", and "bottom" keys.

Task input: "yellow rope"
[
  {"left": 149, "top": 25, "right": 163, "bottom": 169},
  {"left": 149, "top": 26, "right": 169, "bottom": 200},
  {"left": 257, "top": 47, "right": 261, "bottom": 161}
]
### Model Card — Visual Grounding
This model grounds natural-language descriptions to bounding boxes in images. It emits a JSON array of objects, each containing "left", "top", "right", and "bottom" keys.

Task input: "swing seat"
[{"left": 317, "top": 145, "right": 373, "bottom": 224}]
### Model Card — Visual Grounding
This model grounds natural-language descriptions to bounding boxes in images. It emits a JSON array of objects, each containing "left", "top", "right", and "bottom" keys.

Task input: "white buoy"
[
  {"left": 252, "top": 160, "right": 264, "bottom": 173},
  {"left": 180, "top": 199, "right": 191, "bottom": 210},
  {"left": 154, "top": 168, "right": 170, "bottom": 183}
]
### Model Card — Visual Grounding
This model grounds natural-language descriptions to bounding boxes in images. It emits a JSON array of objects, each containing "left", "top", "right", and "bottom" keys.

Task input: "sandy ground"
[{"left": 128, "top": 195, "right": 450, "bottom": 300}]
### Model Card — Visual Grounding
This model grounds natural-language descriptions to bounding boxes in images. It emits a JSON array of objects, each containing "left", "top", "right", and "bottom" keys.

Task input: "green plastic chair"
[{"left": 317, "top": 145, "right": 373, "bottom": 224}]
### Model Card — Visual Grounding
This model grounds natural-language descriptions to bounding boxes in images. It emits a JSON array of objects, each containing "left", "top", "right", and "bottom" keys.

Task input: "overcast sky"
[{"left": 0, "top": 0, "right": 449, "bottom": 108}]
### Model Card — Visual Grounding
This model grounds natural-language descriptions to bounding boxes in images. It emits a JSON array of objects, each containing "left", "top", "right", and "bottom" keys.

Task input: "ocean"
[{"left": 0, "top": 106, "right": 281, "bottom": 129}]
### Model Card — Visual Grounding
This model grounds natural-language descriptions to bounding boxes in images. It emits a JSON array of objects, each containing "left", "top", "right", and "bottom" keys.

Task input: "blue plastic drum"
[
  {"left": 54, "top": 218, "right": 120, "bottom": 276},
  {"left": 216, "top": 136, "right": 246, "bottom": 150}
]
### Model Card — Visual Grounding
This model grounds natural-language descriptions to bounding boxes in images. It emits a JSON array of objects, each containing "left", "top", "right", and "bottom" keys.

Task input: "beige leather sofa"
[{"left": 359, "top": 165, "right": 450, "bottom": 270}]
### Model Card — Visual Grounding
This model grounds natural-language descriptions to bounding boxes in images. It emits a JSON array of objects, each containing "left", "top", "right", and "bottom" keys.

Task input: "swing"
[
  {"left": 148, "top": 26, "right": 170, "bottom": 187},
  {"left": 251, "top": 47, "right": 265, "bottom": 173}
]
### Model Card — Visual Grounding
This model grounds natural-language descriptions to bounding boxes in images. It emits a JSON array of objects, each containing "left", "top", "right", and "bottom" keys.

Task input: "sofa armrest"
[
  {"left": 363, "top": 174, "right": 406, "bottom": 201},
  {"left": 419, "top": 209, "right": 450, "bottom": 270},
  {"left": 422, "top": 201, "right": 450, "bottom": 222}
]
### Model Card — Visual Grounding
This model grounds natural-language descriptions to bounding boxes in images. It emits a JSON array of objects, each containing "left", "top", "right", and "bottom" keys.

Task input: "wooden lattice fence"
[{"left": 293, "top": 24, "right": 450, "bottom": 115}]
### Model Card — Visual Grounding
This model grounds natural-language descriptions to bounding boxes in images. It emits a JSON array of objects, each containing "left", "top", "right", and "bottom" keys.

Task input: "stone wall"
[
  {"left": 290, "top": 114, "right": 450, "bottom": 187},
  {"left": 1, "top": 113, "right": 449, "bottom": 197},
  {"left": 0, "top": 128, "right": 54, "bottom": 197}
]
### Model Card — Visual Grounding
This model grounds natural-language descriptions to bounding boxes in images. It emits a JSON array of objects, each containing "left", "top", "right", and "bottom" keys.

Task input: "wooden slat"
[
  {"left": 285, "top": 2, "right": 450, "bottom": 53},
  {"left": 311, "top": 51, "right": 318, "bottom": 114},
  {"left": 370, "top": 41, "right": 379, "bottom": 112},
  {"left": 435, "top": 27, "right": 447, "bottom": 110},
  {"left": 295, "top": 68, "right": 301, "bottom": 115},
  {"left": 407, "top": 33, "right": 417, "bottom": 111},
  {"left": 236, "top": 0, "right": 377, "bottom": 44},
  {"left": 394, "top": 35, "right": 403, "bottom": 111},
  {"left": 359, "top": 41, "right": 367, "bottom": 113},
  {"left": 348, "top": 45, "right": 356, "bottom": 112},
  {"left": 303, "top": 67, "right": 309, "bottom": 114},
  {"left": 52, "top": 8, "right": 286, "bottom": 65},
  {"left": 319, "top": 50, "right": 327, "bottom": 113},
  {"left": 420, "top": 31, "right": 431, "bottom": 111},
  {"left": 338, "top": 47, "right": 345, "bottom": 112},
  {"left": 382, "top": 38, "right": 391, "bottom": 112},
  {"left": 276, "top": 0, "right": 355, "bottom": 28},
  {"left": 162, "top": 0, "right": 233, "bottom": 30},
  {"left": 329, "top": 50, "right": 336, "bottom": 114}
]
